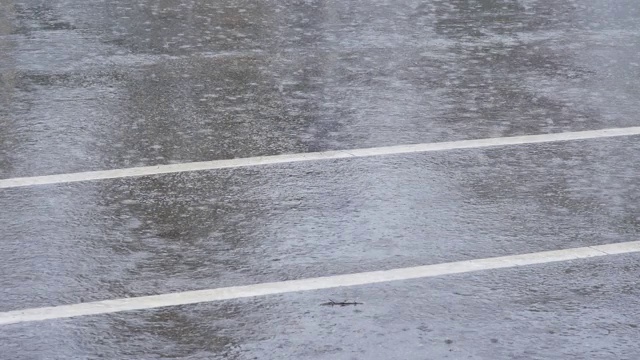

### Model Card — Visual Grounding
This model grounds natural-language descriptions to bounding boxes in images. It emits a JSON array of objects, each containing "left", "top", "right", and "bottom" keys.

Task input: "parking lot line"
[
  {"left": 0, "top": 241, "right": 638, "bottom": 326},
  {"left": 1, "top": 126, "right": 640, "bottom": 189}
]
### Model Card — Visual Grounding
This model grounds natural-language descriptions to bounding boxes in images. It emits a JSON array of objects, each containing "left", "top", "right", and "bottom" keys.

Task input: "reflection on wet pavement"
[
  {"left": 1, "top": 0, "right": 640, "bottom": 359},
  {"left": 1, "top": 138, "right": 639, "bottom": 313},
  {"left": 1, "top": 0, "right": 639, "bottom": 178},
  {"left": 3, "top": 253, "right": 640, "bottom": 359}
]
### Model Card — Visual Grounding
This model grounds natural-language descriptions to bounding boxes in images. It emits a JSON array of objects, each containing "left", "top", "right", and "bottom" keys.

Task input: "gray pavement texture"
[
  {"left": 3, "top": 254, "right": 640, "bottom": 360},
  {"left": 1, "top": 0, "right": 640, "bottom": 359}
]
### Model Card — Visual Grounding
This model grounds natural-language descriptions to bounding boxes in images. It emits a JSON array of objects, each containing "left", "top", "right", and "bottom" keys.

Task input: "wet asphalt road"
[{"left": 1, "top": 0, "right": 640, "bottom": 359}]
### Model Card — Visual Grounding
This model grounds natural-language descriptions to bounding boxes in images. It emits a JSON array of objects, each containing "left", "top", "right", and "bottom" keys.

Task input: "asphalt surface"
[
  {"left": 5, "top": 254, "right": 640, "bottom": 359},
  {"left": 1, "top": 0, "right": 640, "bottom": 359}
]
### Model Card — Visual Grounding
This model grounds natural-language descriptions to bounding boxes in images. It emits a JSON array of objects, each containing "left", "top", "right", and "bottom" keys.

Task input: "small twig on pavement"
[{"left": 321, "top": 299, "right": 363, "bottom": 306}]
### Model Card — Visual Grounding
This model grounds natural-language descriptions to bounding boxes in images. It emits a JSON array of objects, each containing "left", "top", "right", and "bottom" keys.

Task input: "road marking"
[
  {"left": 1, "top": 126, "right": 640, "bottom": 189},
  {"left": 0, "top": 241, "right": 638, "bottom": 325}
]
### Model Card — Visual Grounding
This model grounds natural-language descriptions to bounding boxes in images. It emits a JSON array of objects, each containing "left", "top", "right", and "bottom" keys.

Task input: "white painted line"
[
  {"left": 1, "top": 241, "right": 639, "bottom": 325},
  {"left": 1, "top": 126, "right": 640, "bottom": 189}
]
